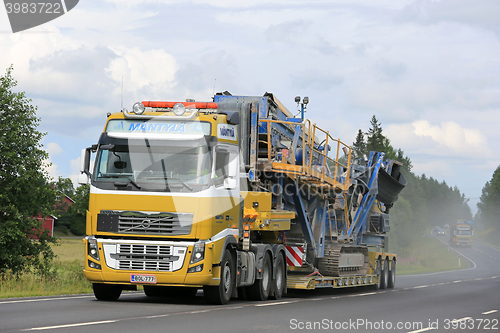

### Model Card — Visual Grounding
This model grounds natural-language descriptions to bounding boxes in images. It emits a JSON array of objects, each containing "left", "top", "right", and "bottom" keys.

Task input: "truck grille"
[
  {"left": 97, "top": 211, "right": 193, "bottom": 235},
  {"left": 116, "top": 244, "right": 172, "bottom": 272}
]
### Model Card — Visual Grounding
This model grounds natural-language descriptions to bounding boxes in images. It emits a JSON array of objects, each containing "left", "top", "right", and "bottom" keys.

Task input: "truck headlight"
[
  {"left": 173, "top": 103, "right": 186, "bottom": 116},
  {"left": 87, "top": 236, "right": 100, "bottom": 261},
  {"left": 88, "top": 260, "right": 102, "bottom": 270},
  {"left": 190, "top": 241, "right": 205, "bottom": 264},
  {"left": 133, "top": 102, "right": 145, "bottom": 115},
  {"left": 187, "top": 264, "right": 203, "bottom": 273}
]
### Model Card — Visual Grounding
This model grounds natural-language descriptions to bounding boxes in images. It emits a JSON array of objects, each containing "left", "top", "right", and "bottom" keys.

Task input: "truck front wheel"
[
  {"left": 204, "top": 249, "right": 234, "bottom": 305},
  {"left": 92, "top": 283, "right": 122, "bottom": 301}
]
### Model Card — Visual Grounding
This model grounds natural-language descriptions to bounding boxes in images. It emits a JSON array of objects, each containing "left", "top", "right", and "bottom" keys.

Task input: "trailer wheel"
[
  {"left": 387, "top": 259, "right": 396, "bottom": 289},
  {"left": 92, "top": 283, "right": 122, "bottom": 301},
  {"left": 270, "top": 252, "right": 286, "bottom": 300},
  {"left": 379, "top": 259, "right": 389, "bottom": 289},
  {"left": 247, "top": 252, "right": 272, "bottom": 301},
  {"left": 204, "top": 249, "right": 234, "bottom": 305}
]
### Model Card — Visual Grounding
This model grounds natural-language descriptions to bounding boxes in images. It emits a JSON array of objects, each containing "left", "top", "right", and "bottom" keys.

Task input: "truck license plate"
[{"left": 130, "top": 274, "right": 156, "bottom": 284}]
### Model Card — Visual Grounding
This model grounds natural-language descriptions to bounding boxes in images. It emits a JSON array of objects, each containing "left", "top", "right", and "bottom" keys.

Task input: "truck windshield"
[
  {"left": 92, "top": 138, "right": 212, "bottom": 193},
  {"left": 456, "top": 229, "right": 472, "bottom": 235}
]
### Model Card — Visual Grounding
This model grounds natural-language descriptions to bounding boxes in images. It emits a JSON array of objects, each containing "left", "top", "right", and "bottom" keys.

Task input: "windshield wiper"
[
  {"left": 122, "top": 177, "right": 141, "bottom": 189},
  {"left": 100, "top": 174, "right": 141, "bottom": 189},
  {"left": 169, "top": 178, "right": 193, "bottom": 191},
  {"left": 144, "top": 177, "right": 193, "bottom": 192}
]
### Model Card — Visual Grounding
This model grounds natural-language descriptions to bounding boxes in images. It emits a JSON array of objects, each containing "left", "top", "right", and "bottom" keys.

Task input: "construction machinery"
[{"left": 79, "top": 92, "right": 406, "bottom": 304}]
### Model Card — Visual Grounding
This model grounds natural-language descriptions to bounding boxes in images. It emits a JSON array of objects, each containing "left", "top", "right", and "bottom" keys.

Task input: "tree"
[
  {"left": 53, "top": 176, "right": 75, "bottom": 198},
  {"left": 72, "top": 184, "right": 90, "bottom": 215},
  {"left": 352, "top": 129, "right": 366, "bottom": 156},
  {"left": 476, "top": 165, "right": 500, "bottom": 230},
  {"left": 0, "top": 66, "right": 57, "bottom": 275},
  {"left": 69, "top": 184, "right": 89, "bottom": 235},
  {"left": 366, "top": 115, "right": 385, "bottom": 153},
  {"left": 53, "top": 176, "right": 75, "bottom": 216}
]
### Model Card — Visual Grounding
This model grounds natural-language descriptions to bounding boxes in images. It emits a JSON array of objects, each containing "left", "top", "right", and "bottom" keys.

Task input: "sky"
[{"left": 1, "top": 0, "right": 499, "bottom": 214}]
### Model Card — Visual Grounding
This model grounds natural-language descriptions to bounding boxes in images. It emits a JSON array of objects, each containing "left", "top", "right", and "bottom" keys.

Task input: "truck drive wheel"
[
  {"left": 379, "top": 259, "right": 389, "bottom": 289},
  {"left": 270, "top": 252, "right": 286, "bottom": 300},
  {"left": 204, "top": 249, "right": 234, "bottom": 305},
  {"left": 247, "top": 252, "right": 272, "bottom": 301},
  {"left": 387, "top": 259, "right": 396, "bottom": 289},
  {"left": 93, "top": 283, "right": 122, "bottom": 301}
]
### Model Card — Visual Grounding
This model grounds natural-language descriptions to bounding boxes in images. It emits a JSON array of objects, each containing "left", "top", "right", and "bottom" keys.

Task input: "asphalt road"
[{"left": 1, "top": 237, "right": 499, "bottom": 333}]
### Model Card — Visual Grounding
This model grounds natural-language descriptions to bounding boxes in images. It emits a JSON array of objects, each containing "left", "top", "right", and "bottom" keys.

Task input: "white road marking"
[
  {"left": 0, "top": 292, "right": 141, "bottom": 305},
  {"left": 348, "top": 292, "right": 378, "bottom": 297},
  {"left": 451, "top": 317, "right": 472, "bottom": 323},
  {"left": 26, "top": 320, "right": 116, "bottom": 331},
  {"left": 190, "top": 310, "right": 210, "bottom": 313},
  {"left": 407, "top": 327, "right": 435, "bottom": 333},
  {"left": 483, "top": 310, "right": 497, "bottom": 315},
  {"left": 146, "top": 314, "right": 170, "bottom": 319},
  {"left": 0, "top": 295, "right": 94, "bottom": 304},
  {"left": 255, "top": 301, "right": 293, "bottom": 306}
]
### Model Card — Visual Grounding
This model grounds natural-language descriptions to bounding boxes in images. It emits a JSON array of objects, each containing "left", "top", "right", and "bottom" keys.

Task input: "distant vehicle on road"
[
  {"left": 449, "top": 221, "right": 472, "bottom": 247},
  {"left": 435, "top": 227, "right": 445, "bottom": 236}
]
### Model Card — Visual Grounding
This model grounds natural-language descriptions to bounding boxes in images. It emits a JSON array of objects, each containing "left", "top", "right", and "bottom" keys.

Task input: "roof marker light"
[
  {"left": 132, "top": 102, "right": 145, "bottom": 115},
  {"left": 173, "top": 103, "right": 186, "bottom": 116}
]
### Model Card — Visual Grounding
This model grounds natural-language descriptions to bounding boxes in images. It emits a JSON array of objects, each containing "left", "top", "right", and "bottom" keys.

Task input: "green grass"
[
  {"left": 0, "top": 238, "right": 92, "bottom": 298},
  {"left": 396, "top": 236, "right": 465, "bottom": 275}
]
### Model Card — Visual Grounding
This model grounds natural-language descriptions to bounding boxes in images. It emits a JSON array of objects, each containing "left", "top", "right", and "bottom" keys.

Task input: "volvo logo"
[{"left": 141, "top": 219, "right": 151, "bottom": 229}]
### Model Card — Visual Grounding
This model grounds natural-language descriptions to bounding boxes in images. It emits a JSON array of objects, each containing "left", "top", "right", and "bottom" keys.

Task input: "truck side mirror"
[
  {"left": 78, "top": 173, "right": 89, "bottom": 185},
  {"left": 79, "top": 147, "right": 92, "bottom": 185}
]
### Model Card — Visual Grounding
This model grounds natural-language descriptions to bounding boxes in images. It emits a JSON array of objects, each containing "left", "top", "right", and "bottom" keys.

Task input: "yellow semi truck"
[
  {"left": 79, "top": 93, "right": 406, "bottom": 304},
  {"left": 449, "top": 220, "right": 473, "bottom": 247}
]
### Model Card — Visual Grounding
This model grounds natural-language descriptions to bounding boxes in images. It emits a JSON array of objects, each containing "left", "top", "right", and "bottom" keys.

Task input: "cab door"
[{"left": 213, "top": 144, "right": 240, "bottom": 214}]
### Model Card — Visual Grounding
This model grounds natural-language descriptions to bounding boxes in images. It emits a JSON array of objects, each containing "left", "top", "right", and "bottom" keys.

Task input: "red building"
[
  {"left": 33, "top": 215, "right": 57, "bottom": 237},
  {"left": 32, "top": 192, "right": 74, "bottom": 238}
]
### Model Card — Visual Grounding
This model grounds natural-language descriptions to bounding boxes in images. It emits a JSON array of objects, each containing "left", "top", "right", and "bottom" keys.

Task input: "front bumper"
[{"left": 84, "top": 237, "right": 220, "bottom": 287}]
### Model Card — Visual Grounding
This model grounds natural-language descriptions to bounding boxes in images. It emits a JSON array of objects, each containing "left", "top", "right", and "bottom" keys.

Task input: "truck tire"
[
  {"left": 93, "top": 283, "right": 122, "bottom": 301},
  {"left": 270, "top": 252, "right": 286, "bottom": 300},
  {"left": 247, "top": 252, "right": 272, "bottom": 301},
  {"left": 379, "top": 259, "right": 389, "bottom": 289},
  {"left": 204, "top": 249, "right": 234, "bottom": 305},
  {"left": 387, "top": 259, "right": 396, "bottom": 288}
]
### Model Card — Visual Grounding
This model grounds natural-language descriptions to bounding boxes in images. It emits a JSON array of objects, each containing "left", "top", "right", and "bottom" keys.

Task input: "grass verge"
[
  {"left": 396, "top": 236, "right": 466, "bottom": 275},
  {"left": 0, "top": 238, "right": 92, "bottom": 298}
]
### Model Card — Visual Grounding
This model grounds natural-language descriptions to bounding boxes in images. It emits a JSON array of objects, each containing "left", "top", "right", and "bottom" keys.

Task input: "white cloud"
[
  {"left": 413, "top": 120, "right": 491, "bottom": 156},
  {"left": 70, "top": 156, "right": 81, "bottom": 188},
  {"left": 43, "top": 157, "right": 60, "bottom": 181},
  {"left": 106, "top": 47, "right": 179, "bottom": 103},
  {"left": 45, "top": 142, "right": 63, "bottom": 156},
  {"left": 386, "top": 120, "right": 494, "bottom": 159}
]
